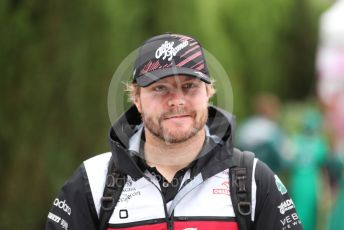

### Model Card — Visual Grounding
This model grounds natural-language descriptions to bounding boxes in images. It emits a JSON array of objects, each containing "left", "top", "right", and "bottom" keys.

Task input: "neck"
[{"left": 143, "top": 128, "right": 206, "bottom": 182}]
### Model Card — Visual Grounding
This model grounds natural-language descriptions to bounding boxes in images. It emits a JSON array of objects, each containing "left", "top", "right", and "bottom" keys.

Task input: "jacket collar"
[{"left": 109, "top": 105, "right": 238, "bottom": 180}]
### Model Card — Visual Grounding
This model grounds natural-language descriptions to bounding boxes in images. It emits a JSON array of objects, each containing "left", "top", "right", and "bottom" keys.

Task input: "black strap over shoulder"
[
  {"left": 230, "top": 148, "right": 255, "bottom": 230},
  {"left": 99, "top": 156, "right": 127, "bottom": 230}
]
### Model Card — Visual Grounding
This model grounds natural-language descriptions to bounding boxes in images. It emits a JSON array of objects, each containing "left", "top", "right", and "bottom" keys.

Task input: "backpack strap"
[
  {"left": 99, "top": 156, "right": 127, "bottom": 230},
  {"left": 230, "top": 148, "right": 255, "bottom": 230}
]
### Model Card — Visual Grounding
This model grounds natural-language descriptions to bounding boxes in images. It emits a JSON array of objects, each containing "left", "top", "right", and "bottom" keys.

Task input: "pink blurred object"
[{"left": 317, "top": 0, "right": 344, "bottom": 154}]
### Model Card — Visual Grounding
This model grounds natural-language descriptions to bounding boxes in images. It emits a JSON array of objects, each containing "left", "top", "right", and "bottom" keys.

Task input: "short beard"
[{"left": 142, "top": 107, "right": 208, "bottom": 144}]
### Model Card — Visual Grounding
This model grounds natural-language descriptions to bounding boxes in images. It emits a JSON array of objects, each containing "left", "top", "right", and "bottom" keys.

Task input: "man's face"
[{"left": 134, "top": 75, "right": 210, "bottom": 143}]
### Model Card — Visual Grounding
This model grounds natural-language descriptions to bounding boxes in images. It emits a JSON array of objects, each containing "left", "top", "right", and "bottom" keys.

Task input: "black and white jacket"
[{"left": 46, "top": 106, "right": 303, "bottom": 230}]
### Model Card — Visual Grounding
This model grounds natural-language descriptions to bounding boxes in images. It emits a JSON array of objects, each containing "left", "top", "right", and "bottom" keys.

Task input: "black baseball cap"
[{"left": 133, "top": 33, "right": 211, "bottom": 87}]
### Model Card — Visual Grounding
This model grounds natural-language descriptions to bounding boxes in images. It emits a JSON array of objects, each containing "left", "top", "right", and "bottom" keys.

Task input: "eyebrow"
[
  {"left": 149, "top": 77, "right": 201, "bottom": 88},
  {"left": 173, "top": 78, "right": 200, "bottom": 83}
]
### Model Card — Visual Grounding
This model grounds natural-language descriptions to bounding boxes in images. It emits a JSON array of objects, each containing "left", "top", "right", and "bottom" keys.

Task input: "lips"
[{"left": 164, "top": 114, "right": 191, "bottom": 120}]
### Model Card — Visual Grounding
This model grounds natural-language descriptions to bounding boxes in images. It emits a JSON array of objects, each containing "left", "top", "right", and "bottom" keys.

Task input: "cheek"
[
  {"left": 139, "top": 95, "right": 164, "bottom": 117},
  {"left": 193, "top": 92, "right": 209, "bottom": 108}
]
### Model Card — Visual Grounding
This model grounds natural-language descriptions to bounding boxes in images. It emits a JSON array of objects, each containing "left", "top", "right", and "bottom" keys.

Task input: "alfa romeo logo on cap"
[{"left": 155, "top": 40, "right": 189, "bottom": 61}]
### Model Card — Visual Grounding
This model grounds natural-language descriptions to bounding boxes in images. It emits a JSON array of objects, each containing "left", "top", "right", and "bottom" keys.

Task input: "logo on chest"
[
  {"left": 118, "top": 182, "right": 142, "bottom": 203},
  {"left": 212, "top": 181, "right": 230, "bottom": 195}
]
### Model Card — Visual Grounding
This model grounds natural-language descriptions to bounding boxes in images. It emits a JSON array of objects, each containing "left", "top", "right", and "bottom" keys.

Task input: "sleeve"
[
  {"left": 253, "top": 160, "right": 303, "bottom": 230},
  {"left": 45, "top": 164, "right": 99, "bottom": 230}
]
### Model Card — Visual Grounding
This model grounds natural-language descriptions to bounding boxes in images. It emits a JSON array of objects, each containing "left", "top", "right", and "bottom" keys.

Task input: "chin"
[
  {"left": 164, "top": 126, "right": 194, "bottom": 135},
  {"left": 162, "top": 129, "right": 198, "bottom": 143}
]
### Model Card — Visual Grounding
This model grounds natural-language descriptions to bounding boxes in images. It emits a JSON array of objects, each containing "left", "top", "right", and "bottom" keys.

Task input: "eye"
[
  {"left": 183, "top": 82, "right": 198, "bottom": 89},
  {"left": 153, "top": 85, "right": 168, "bottom": 92}
]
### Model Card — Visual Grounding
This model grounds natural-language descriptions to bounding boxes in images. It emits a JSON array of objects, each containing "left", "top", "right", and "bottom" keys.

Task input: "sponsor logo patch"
[
  {"left": 274, "top": 175, "right": 287, "bottom": 195},
  {"left": 213, "top": 181, "right": 230, "bottom": 195},
  {"left": 48, "top": 212, "right": 69, "bottom": 230},
  {"left": 278, "top": 199, "right": 295, "bottom": 214},
  {"left": 60, "top": 219, "right": 69, "bottom": 230},
  {"left": 48, "top": 212, "right": 61, "bottom": 223},
  {"left": 280, "top": 212, "right": 302, "bottom": 229},
  {"left": 53, "top": 198, "right": 72, "bottom": 216},
  {"left": 119, "top": 186, "right": 141, "bottom": 203},
  {"left": 155, "top": 40, "right": 189, "bottom": 61}
]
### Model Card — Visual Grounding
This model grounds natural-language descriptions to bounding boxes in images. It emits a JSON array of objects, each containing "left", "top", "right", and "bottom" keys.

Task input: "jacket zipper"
[{"left": 145, "top": 176, "right": 174, "bottom": 230}]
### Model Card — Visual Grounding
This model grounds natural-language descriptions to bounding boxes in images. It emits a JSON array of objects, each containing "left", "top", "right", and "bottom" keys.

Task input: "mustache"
[{"left": 160, "top": 108, "right": 195, "bottom": 120}]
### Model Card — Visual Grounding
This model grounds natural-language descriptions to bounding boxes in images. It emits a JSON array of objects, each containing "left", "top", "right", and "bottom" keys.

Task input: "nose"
[{"left": 167, "top": 89, "right": 185, "bottom": 107}]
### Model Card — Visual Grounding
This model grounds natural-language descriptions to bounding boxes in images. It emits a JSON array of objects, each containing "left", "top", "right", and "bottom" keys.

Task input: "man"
[
  {"left": 46, "top": 33, "right": 303, "bottom": 230},
  {"left": 236, "top": 93, "right": 285, "bottom": 173}
]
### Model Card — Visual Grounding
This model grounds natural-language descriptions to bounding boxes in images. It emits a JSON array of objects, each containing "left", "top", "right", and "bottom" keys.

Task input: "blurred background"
[{"left": 1, "top": 0, "right": 344, "bottom": 229}]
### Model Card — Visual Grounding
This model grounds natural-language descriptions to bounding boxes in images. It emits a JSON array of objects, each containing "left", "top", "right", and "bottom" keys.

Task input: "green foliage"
[{"left": 0, "top": 0, "right": 329, "bottom": 229}]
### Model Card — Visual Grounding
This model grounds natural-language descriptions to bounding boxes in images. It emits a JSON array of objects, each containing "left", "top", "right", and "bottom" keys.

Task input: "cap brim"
[{"left": 135, "top": 67, "right": 211, "bottom": 87}]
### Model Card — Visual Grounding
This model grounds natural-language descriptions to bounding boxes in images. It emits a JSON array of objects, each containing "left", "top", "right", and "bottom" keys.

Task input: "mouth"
[{"left": 164, "top": 114, "right": 191, "bottom": 120}]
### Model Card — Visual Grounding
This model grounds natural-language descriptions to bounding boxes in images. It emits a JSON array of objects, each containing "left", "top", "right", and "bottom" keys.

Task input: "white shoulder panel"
[
  {"left": 251, "top": 158, "right": 258, "bottom": 221},
  {"left": 83, "top": 152, "right": 112, "bottom": 216},
  {"left": 83, "top": 152, "right": 166, "bottom": 223}
]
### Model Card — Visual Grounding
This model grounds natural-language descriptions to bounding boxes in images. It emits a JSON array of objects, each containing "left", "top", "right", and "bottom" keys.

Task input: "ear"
[
  {"left": 205, "top": 83, "right": 215, "bottom": 99},
  {"left": 133, "top": 95, "right": 142, "bottom": 113}
]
